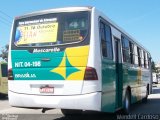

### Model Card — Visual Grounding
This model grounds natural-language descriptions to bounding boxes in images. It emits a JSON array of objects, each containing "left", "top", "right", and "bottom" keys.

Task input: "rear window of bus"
[{"left": 13, "top": 11, "right": 90, "bottom": 47}]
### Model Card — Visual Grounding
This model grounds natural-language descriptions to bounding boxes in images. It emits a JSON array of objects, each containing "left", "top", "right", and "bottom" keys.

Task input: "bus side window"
[
  {"left": 100, "top": 21, "right": 113, "bottom": 59},
  {"left": 121, "top": 36, "right": 130, "bottom": 63},
  {"left": 134, "top": 45, "right": 138, "bottom": 66},
  {"left": 147, "top": 53, "right": 150, "bottom": 69},
  {"left": 141, "top": 50, "right": 144, "bottom": 68},
  {"left": 100, "top": 22, "right": 107, "bottom": 57},
  {"left": 129, "top": 41, "right": 135, "bottom": 64},
  {"left": 137, "top": 47, "right": 142, "bottom": 67},
  {"left": 143, "top": 51, "right": 147, "bottom": 68}
]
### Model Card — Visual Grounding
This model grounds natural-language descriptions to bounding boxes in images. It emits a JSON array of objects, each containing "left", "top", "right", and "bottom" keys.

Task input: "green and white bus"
[
  {"left": 8, "top": 7, "right": 151, "bottom": 114},
  {"left": 0, "top": 62, "right": 8, "bottom": 97}
]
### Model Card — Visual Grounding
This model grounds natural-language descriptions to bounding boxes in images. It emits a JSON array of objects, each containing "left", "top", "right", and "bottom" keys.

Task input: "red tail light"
[
  {"left": 84, "top": 67, "right": 98, "bottom": 80},
  {"left": 8, "top": 68, "right": 14, "bottom": 80}
]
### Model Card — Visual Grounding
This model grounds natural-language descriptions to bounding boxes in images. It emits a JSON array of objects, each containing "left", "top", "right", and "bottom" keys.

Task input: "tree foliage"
[{"left": 0, "top": 44, "right": 9, "bottom": 62}]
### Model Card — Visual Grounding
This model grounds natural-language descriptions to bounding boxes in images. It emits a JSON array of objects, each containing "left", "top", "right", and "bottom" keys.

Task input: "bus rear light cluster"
[
  {"left": 8, "top": 68, "right": 14, "bottom": 80},
  {"left": 84, "top": 67, "right": 98, "bottom": 80}
]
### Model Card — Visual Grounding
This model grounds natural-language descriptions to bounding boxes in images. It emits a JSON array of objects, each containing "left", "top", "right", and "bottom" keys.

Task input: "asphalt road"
[{"left": 0, "top": 84, "right": 160, "bottom": 120}]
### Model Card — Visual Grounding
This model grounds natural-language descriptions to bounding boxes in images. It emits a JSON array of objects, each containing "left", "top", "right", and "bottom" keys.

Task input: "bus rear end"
[{"left": 8, "top": 7, "right": 101, "bottom": 112}]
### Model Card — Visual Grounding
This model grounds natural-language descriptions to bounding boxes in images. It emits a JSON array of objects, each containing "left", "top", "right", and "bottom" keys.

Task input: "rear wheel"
[
  {"left": 123, "top": 91, "right": 131, "bottom": 114},
  {"left": 143, "top": 85, "right": 149, "bottom": 103},
  {"left": 61, "top": 109, "right": 82, "bottom": 116}
]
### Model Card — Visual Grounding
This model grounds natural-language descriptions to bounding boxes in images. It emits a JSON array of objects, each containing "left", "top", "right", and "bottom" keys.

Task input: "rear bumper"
[{"left": 8, "top": 91, "right": 101, "bottom": 111}]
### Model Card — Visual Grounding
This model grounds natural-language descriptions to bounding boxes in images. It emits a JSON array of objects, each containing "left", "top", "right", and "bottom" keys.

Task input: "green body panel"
[
  {"left": 101, "top": 59, "right": 150, "bottom": 112},
  {"left": 101, "top": 59, "right": 116, "bottom": 112},
  {"left": 122, "top": 63, "right": 150, "bottom": 105},
  {"left": 12, "top": 50, "right": 81, "bottom": 80},
  {"left": 12, "top": 50, "right": 64, "bottom": 59},
  {"left": 12, "top": 50, "right": 64, "bottom": 68},
  {"left": 126, "top": 65, "right": 139, "bottom": 103},
  {"left": 115, "top": 63, "right": 123, "bottom": 109},
  {"left": 13, "top": 68, "right": 64, "bottom": 80}
]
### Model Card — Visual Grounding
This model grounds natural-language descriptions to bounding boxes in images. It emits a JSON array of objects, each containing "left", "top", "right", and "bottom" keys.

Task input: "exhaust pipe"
[{"left": 42, "top": 108, "right": 52, "bottom": 113}]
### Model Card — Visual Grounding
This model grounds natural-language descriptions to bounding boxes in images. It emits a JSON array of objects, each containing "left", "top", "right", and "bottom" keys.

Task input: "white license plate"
[{"left": 39, "top": 86, "right": 54, "bottom": 93}]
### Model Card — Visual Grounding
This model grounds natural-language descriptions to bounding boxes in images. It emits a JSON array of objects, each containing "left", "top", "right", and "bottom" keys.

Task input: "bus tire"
[
  {"left": 143, "top": 85, "right": 149, "bottom": 103},
  {"left": 61, "top": 109, "right": 82, "bottom": 116},
  {"left": 123, "top": 90, "right": 131, "bottom": 114}
]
